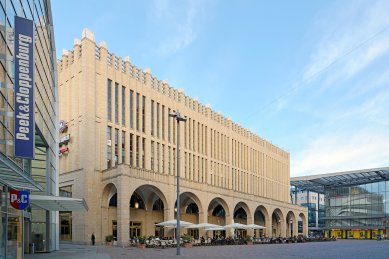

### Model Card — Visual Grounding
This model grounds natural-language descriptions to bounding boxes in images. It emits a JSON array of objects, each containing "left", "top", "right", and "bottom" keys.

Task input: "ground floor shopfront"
[
  {"left": 325, "top": 228, "right": 387, "bottom": 239},
  {"left": 59, "top": 165, "right": 308, "bottom": 245}
]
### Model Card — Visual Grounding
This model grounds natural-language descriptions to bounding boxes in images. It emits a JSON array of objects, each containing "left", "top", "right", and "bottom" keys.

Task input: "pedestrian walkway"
[{"left": 25, "top": 240, "right": 389, "bottom": 259}]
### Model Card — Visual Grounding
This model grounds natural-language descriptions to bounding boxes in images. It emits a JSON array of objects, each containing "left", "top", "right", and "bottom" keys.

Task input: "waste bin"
[{"left": 29, "top": 243, "right": 35, "bottom": 254}]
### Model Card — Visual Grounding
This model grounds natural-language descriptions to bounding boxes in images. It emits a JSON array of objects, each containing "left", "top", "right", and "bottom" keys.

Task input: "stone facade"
[{"left": 58, "top": 29, "right": 307, "bottom": 245}]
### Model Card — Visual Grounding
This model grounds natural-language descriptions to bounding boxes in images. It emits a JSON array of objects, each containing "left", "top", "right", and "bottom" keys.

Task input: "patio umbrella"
[
  {"left": 185, "top": 223, "right": 221, "bottom": 229},
  {"left": 246, "top": 224, "right": 266, "bottom": 229},
  {"left": 205, "top": 226, "right": 226, "bottom": 231},
  {"left": 224, "top": 223, "right": 248, "bottom": 229},
  {"left": 155, "top": 219, "right": 194, "bottom": 228}
]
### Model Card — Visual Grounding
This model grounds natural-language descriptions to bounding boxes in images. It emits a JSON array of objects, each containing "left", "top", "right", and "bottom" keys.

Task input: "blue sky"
[{"left": 52, "top": 0, "right": 389, "bottom": 177}]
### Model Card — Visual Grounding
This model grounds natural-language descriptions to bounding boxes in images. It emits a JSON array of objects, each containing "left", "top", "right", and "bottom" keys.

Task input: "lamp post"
[
  {"left": 289, "top": 219, "right": 293, "bottom": 237},
  {"left": 169, "top": 110, "right": 187, "bottom": 256}
]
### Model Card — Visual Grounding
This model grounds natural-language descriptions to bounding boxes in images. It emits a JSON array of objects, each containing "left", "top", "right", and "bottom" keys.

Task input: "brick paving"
[{"left": 25, "top": 240, "right": 389, "bottom": 259}]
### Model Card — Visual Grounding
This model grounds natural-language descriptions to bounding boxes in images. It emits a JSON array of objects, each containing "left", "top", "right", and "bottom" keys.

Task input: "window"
[
  {"left": 162, "top": 105, "right": 165, "bottom": 140},
  {"left": 142, "top": 96, "right": 146, "bottom": 133},
  {"left": 115, "top": 129, "right": 119, "bottom": 165},
  {"left": 142, "top": 138, "right": 146, "bottom": 168},
  {"left": 107, "top": 126, "right": 112, "bottom": 168},
  {"left": 156, "top": 143, "right": 160, "bottom": 172},
  {"left": 173, "top": 148, "right": 176, "bottom": 175},
  {"left": 157, "top": 103, "right": 160, "bottom": 138},
  {"left": 130, "top": 133, "right": 134, "bottom": 166},
  {"left": 151, "top": 100, "right": 155, "bottom": 136},
  {"left": 115, "top": 83, "right": 119, "bottom": 123},
  {"left": 122, "top": 131, "right": 125, "bottom": 164},
  {"left": 151, "top": 141, "right": 155, "bottom": 171},
  {"left": 136, "top": 136, "right": 140, "bottom": 167},
  {"left": 136, "top": 93, "right": 140, "bottom": 131},
  {"left": 161, "top": 144, "right": 165, "bottom": 173},
  {"left": 168, "top": 147, "right": 171, "bottom": 174},
  {"left": 130, "top": 90, "right": 134, "bottom": 129},
  {"left": 168, "top": 108, "right": 171, "bottom": 142},
  {"left": 108, "top": 80, "right": 112, "bottom": 121},
  {"left": 122, "top": 86, "right": 125, "bottom": 125}
]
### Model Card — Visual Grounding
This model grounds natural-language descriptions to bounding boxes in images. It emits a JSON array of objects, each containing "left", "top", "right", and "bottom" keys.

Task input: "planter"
[
  {"left": 183, "top": 242, "right": 192, "bottom": 248},
  {"left": 106, "top": 241, "right": 112, "bottom": 246},
  {"left": 246, "top": 241, "right": 253, "bottom": 245},
  {"left": 138, "top": 244, "right": 146, "bottom": 249}
]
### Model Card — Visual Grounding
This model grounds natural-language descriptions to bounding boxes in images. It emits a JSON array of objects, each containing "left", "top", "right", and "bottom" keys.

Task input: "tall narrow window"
[
  {"left": 136, "top": 136, "right": 140, "bottom": 167},
  {"left": 122, "top": 86, "right": 125, "bottom": 125},
  {"left": 162, "top": 105, "right": 165, "bottom": 140},
  {"left": 151, "top": 100, "right": 155, "bottom": 136},
  {"left": 184, "top": 152, "right": 187, "bottom": 178},
  {"left": 161, "top": 144, "right": 165, "bottom": 173},
  {"left": 151, "top": 141, "right": 155, "bottom": 171},
  {"left": 173, "top": 119, "right": 176, "bottom": 144},
  {"left": 115, "top": 129, "right": 119, "bottom": 165},
  {"left": 168, "top": 147, "right": 171, "bottom": 174},
  {"left": 122, "top": 131, "right": 125, "bottom": 164},
  {"left": 136, "top": 93, "right": 140, "bottom": 131},
  {"left": 173, "top": 148, "right": 176, "bottom": 175},
  {"left": 156, "top": 143, "right": 160, "bottom": 172},
  {"left": 142, "top": 137, "right": 146, "bottom": 168},
  {"left": 130, "top": 90, "right": 134, "bottom": 129},
  {"left": 130, "top": 133, "right": 134, "bottom": 166},
  {"left": 156, "top": 103, "right": 160, "bottom": 138},
  {"left": 142, "top": 96, "right": 146, "bottom": 133},
  {"left": 107, "top": 80, "right": 112, "bottom": 121},
  {"left": 115, "top": 83, "right": 119, "bottom": 123},
  {"left": 168, "top": 108, "right": 171, "bottom": 142},
  {"left": 107, "top": 126, "right": 112, "bottom": 168}
]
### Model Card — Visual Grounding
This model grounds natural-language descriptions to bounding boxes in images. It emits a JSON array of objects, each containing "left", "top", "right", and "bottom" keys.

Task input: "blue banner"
[{"left": 14, "top": 16, "right": 35, "bottom": 159}]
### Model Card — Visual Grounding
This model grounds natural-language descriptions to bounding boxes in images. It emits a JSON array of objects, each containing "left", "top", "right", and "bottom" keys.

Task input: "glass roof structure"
[
  {"left": 0, "top": 151, "right": 43, "bottom": 191},
  {"left": 291, "top": 167, "right": 389, "bottom": 194}
]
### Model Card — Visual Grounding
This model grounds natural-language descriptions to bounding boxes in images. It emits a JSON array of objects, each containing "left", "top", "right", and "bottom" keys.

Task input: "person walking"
[{"left": 91, "top": 232, "right": 95, "bottom": 245}]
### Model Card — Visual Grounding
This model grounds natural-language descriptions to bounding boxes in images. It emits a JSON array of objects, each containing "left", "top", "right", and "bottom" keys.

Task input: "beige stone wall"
[{"left": 58, "top": 29, "right": 307, "bottom": 245}]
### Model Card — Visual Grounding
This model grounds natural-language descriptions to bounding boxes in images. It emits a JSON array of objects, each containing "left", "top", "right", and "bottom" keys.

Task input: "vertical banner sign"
[{"left": 14, "top": 16, "right": 35, "bottom": 159}]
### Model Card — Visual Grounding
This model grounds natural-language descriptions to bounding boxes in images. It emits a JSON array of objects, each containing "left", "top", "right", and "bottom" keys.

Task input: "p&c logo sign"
[{"left": 10, "top": 189, "right": 29, "bottom": 210}]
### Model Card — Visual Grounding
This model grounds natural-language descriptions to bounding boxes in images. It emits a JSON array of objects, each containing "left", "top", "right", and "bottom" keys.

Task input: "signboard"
[
  {"left": 10, "top": 189, "right": 29, "bottom": 210},
  {"left": 59, "top": 134, "right": 70, "bottom": 145},
  {"left": 59, "top": 120, "right": 67, "bottom": 133},
  {"left": 14, "top": 16, "right": 35, "bottom": 159}
]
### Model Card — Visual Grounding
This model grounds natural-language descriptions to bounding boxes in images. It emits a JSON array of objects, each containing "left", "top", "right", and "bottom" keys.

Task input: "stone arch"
[
  {"left": 100, "top": 183, "right": 118, "bottom": 243},
  {"left": 271, "top": 208, "right": 285, "bottom": 237},
  {"left": 299, "top": 212, "right": 308, "bottom": 236},
  {"left": 174, "top": 192, "right": 203, "bottom": 224},
  {"left": 208, "top": 197, "right": 230, "bottom": 226},
  {"left": 254, "top": 205, "right": 270, "bottom": 237},
  {"left": 286, "top": 211, "right": 297, "bottom": 237},
  {"left": 129, "top": 184, "right": 169, "bottom": 238},
  {"left": 131, "top": 184, "right": 168, "bottom": 211},
  {"left": 234, "top": 202, "right": 251, "bottom": 224},
  {"left": 101, "top": 183, "right": 118, "bottom": 207}
]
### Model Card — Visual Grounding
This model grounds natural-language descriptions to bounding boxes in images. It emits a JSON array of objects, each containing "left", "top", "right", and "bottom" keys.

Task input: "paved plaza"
[{"left": 25, "top": 240, "right": 389, "bottom": 259}]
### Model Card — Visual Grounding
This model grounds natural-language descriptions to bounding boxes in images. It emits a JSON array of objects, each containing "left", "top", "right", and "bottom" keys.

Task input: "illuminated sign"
[
  {"left": 59, "top": 134, "right": 70, "bottom": 145},
  {"left": 10, "top": 189, "right": 29, "bottom": 210},
  {"left": 14, "top": 16, "right": 35, "bottom": 159},
  {"left": 59, "top": 120, "right": 68, "bottom": 133}
]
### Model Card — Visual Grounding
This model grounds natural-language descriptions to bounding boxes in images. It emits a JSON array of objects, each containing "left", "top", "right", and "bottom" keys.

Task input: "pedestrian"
[{"left": 91, "top": 232, "right": 95, "bottom": 245}]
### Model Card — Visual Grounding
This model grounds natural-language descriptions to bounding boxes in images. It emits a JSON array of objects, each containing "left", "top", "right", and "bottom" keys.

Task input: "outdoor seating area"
[{"left": 127, "top": 235, "right": 337, "bottom": 249}]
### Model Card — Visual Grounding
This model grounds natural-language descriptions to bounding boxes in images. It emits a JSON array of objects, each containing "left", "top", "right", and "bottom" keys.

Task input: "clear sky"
[{"left": 52, "top": 0, "right": 389, "bottom": 177}]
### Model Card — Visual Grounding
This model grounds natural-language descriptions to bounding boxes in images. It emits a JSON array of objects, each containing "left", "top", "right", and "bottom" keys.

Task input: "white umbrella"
[
  {"left": 185, "top": 223, "right": 221, "bottom": 229},
  {"left": 246, "top": 224, "right": 266, "bottom": 229},
  {"left": 205, "top": 226, "right": 225, "bottom": 231},
  {"left": 155, "top": 219, "right": 194, "bottom": 227},
  {"left": 224, "top": 223, "right": 248, "bottom": 229}
]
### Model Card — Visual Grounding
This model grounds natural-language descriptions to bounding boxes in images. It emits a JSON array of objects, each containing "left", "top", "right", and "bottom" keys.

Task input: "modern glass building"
[
  {"left": 291, "top": 189, "right": 325, "bottom": 236},
  {"left": 291, "top": 168, "right": 389, "bottom": 239},
  {"left": 0, "top": 0, "right": 59, "bottom": 257}
]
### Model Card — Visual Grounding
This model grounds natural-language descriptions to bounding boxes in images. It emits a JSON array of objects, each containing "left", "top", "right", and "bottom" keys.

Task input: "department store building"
[{"left": 58, "top": 29, "right": 308, "bottom": 245}]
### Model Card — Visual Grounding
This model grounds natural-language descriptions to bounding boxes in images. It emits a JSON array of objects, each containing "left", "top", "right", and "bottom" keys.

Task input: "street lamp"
[
  {"left": 289, "top": 219, "right": 293, "bottom": 237},
  {"left": 169, "top": 110, "right": 187, "bottom": 256}
]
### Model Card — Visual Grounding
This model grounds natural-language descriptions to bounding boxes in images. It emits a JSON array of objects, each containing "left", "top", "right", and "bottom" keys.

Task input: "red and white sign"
[{"left": 10, "top": 189, "right": 29, "bottom": 210}]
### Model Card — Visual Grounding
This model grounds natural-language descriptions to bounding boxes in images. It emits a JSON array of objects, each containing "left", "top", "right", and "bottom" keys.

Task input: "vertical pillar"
[
  {"left": 247, "top": 215, "right": 254, "bottom": 236},
  {"left": 117, "top": 177, "right": 130, "bottom": 246},
  {"left": 265, "top": 216, "right": 272, "bottom": 237}
]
